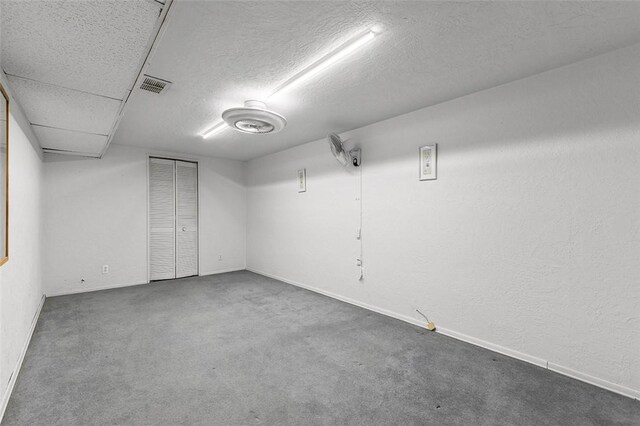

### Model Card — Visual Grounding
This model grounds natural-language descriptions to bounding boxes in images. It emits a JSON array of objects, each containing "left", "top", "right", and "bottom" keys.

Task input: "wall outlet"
[
  {"left": 102, "top": 265, "right": 109, "bottom": 274},
  {"left": 218, "top": 255, "right": 222, "bottom": 261}
]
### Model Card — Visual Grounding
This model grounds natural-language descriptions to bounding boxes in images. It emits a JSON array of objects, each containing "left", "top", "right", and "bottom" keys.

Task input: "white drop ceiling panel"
[
  {"left": 1, "top": 0, "right": 161, "bottom": 99},
  {"left": 33, "top": 126, "right": 107, "bottom": 156},
  {"left": 7, "top": 76, "right": 122, "bottom": 135}
]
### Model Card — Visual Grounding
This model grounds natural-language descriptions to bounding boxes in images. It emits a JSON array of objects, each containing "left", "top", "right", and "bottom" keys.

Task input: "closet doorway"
[{"left": 148, "top": 157, "right": 199, "bottom": 281}]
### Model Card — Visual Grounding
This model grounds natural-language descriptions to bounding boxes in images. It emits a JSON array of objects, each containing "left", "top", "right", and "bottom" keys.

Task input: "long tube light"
[
  {"left": 201, "top": 121, "right": 227, "bottom": 138},
  {"left": 201, "top": 28, "right": 378, "bottom": 139},
  {"left": 268, "top": 29, "right": 377, "bottom": 98}
]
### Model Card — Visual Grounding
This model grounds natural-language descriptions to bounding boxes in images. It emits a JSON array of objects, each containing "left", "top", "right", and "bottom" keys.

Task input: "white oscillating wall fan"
[{"left": 327, "top": 133, "right": 361, "bottom": 167}]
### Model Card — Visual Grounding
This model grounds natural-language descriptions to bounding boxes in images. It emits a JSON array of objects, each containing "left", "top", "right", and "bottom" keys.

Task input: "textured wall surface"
[
  {"left": 43, "top": 144, "right": 246, "bottom": 296},
  {"left": 247, "top": 44, "right": 640, "bottom": 396},
  {"left": 0, "top": 112, "right": 44, "bottom": 411}
]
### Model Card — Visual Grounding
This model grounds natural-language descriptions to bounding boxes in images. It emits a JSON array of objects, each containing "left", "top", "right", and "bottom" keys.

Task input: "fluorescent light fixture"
[
  {"left": 268, "top": 29, "right": 377, "bottom": 98},
  {"left": 201, "top": 28, "right": 378, "bottom": 139},
  {"left": 201, "top": 121, "right": 227, "bottom": 139}
]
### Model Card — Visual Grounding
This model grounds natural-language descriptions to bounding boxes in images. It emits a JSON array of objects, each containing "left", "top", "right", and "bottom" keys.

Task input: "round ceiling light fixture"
[{"left": 222, "top": 100, "right": 286, "bottom": 135}]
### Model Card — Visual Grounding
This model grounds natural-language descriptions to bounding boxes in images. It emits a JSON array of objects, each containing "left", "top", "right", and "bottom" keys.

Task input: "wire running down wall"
[{"left": 246, "top": 44, "right": 640, "bottom": 399}]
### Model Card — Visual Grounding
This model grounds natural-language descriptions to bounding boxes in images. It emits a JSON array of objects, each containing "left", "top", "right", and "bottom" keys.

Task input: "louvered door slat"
[
  {"left": 175, "top": 161, "right": 198, "bottom": 278},
  {"left": 149, "top": 158, "right": 175, "bottom": 280}
]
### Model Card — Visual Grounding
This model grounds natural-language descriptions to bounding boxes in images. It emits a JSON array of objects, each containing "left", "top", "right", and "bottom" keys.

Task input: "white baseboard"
[
  {"left": 435, "top": 326, "right": 548, "bottom": 368},
  {"left": 247, "top": 268, "right": 426, "bottom": 325},
  {"left": 46, "top": 269, "right": 247, "bottom": 298},
  {"left": 0, "top": 294, "right": 46, "bottom": 423},
  {"left": 46, "top": 280, "right": 149, "bottom": 297},
  {"left": 199, "top": 267, "right": 245, "bottom": 276},
  {"left": 548, "top": 362, "right": 640, "bottom": 400},
  {"left": 246, "top": 268, "right": 639, "bottom": 401}
]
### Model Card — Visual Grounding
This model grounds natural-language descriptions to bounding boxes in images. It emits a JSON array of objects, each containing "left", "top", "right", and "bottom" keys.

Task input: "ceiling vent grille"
[{"left": 140, "top": 75, "right": 172, "bottom": 94}]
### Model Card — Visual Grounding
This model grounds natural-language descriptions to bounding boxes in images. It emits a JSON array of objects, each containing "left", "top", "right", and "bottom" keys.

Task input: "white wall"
[
  {"left": 247, "top": 44, "right": 640, "bottom": 398},
  {"left": 43, "top": 144, "right": 246, "bottom": 296},
  {"left": 0, "top": 97, "right": 45, "bottom": 411}
]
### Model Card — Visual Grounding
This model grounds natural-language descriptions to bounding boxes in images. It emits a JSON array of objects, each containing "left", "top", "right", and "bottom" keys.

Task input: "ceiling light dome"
[{"left": 222, "top": 100, "right": 286, "bottom": 135}]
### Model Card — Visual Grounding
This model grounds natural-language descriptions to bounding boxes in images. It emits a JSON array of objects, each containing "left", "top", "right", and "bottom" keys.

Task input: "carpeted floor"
[{"left": 3, "top": 271, "right": 639, "bottom": 425}]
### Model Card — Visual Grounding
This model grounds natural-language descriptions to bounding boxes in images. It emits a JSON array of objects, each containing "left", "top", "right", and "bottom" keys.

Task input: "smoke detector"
[{"left": 222, "top": 100, "right": 286, "bottom": 134}]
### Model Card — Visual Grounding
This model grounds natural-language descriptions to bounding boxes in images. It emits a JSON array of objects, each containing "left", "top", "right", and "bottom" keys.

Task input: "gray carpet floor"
[{"left": 3, "top": 271, "right": 639, "bottom": 425}]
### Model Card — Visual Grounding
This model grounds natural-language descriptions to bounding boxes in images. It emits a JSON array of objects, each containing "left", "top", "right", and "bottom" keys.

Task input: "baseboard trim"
[
  {"left": 247, "top": 268, "right": 426, "bottom": 326},
  {"left": 0, "top": 294, "right": 46, "bottom": 423},
  {"left": 246, "top": 268, "right": 639, "bottom": 401},
  {"left": 46, "top": 269, "right": 247, "bottom": 298},
  {"left": 547, "top": 362, "right": 640, "bottom": 401},
  {"left": 199, "top": 267, "right": 245, "bottom": 276},
  {"left": 435, "top": 326, "right": 548, "bottom": 368},
  {"left": 46, "top": 280, "right": 149, "bottom": 297}
]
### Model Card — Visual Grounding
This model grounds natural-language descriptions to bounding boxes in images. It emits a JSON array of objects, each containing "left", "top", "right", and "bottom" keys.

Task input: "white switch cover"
[{"left": 102, "top": 265, "right": 109, "bottom": 274}]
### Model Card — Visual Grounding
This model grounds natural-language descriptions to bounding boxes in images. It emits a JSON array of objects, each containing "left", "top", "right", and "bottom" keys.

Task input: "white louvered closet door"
[
  {"left": 175, "top": 161, "right": 198, "bottom": 278},
  {"left": 149, "top": 158, "right": 176, "bottom": 280},
  {"left": 148, "top": 158, "right": 198, "bottom": 281}
]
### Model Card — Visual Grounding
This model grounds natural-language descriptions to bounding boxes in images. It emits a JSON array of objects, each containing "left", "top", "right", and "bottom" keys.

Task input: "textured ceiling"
[
  {"left": 3, "top": 2, "right": 640, "bottom": 161},
  {"left": 1, "top": 0, "right": 162, "bottom": 155},
  {"left": 7, "top": 76, "right": 122, "bottom": 135},
  {"left": 112, "top": 1, "right": 640, "bottom": 161}
]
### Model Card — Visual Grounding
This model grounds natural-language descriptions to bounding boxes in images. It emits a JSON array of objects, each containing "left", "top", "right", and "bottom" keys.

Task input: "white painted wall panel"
[
  {"left": 43, "top": 144, "right": 246, "bottom": 296},
  {"left": 246, "top": 44, "right": 640, "bottom": 396},
  {"left": 0, "top": 113, "right": 44, "bottom": 413}
]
